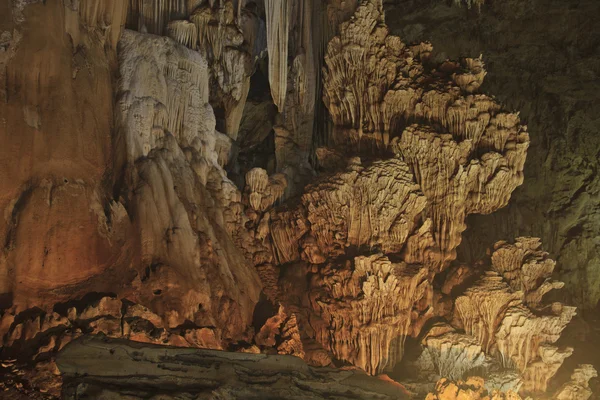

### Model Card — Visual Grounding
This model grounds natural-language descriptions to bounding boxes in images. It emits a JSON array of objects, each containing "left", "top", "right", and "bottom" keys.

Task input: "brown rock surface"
[
  {"left": 0, "top": 1, "right": 595, "bottom": 399},
  {"left": 56, "top": 335, "right": 410, "bottom": 400}
]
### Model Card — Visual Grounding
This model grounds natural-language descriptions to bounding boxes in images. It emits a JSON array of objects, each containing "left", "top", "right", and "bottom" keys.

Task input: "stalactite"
[
  {"left": 264, "top": 0, "right": 291, "bottom": 111},
  {"left": 186, "top": 1, "right": 253, "bottom": 139},
  {"left": 63, "top": 0, "right": 128, "bottom": 49},
  {"left": 308, "top": 254, "right": 430, "bottom": 375},
  {"left": 127, "top": 0, "right": 188, "bottom": 36},
  {"left": 167, "top": 20, "right": 198, "bottom": 49}
]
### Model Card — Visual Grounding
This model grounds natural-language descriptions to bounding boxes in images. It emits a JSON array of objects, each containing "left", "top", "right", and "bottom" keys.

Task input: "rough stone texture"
[
  {"left": 384, "top": 0, "right": 600, "bottom": 315},
  {"left": 453, "top": 239, "right": 575, "bottom": 395},
  {"left": 415, "top": 324, "right": 489, "bottom": 382},
  {"left": 56, "top": 336, "right": 411, "bottom": 400},
  {"left": 115, "top": 29, "right": 261, "bottom": 337},
  {"left": 384, "top": 0, "right": 600, "bottom": 393},
  {"left": 426, "top": 377, "right": 522, "bottom": 400},
  {"left": 0, "top": 1, "right": 596, "bottom": 399},
  {"left": 0, "top": 0, "right": 262, "bottom": 356},
  {"left": 0, "top": 0, "right": 129, "bottom": 312},
  {"left": 554, "top": 364, "right": 597, "bottom": 400},
  {"left": 322, "top": 0, "right": 528, "bottom": 266}
]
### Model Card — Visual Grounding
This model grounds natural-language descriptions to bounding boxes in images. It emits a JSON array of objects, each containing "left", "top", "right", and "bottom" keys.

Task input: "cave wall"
[
  {"left": 383, "top": 0, "right": 600, "bottom": 313},
  {"left": 0, "top": 1, "right": 598, "bottom": 399}
]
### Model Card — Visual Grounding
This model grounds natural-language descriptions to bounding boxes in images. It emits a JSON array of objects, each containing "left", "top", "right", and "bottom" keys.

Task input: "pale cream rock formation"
[
  {"left": 455, "top": 272, "right": 521, "bottom": 353},
  {"left": 426, "top": 377, "right": 523, "bottom": 400},
  {"left": 0, "top": 2, "right": 589, "bottom": 399},
  {"left": 299, "top": 158, "right": 427, "bottom": 257},
  {"left": 132, "top": 0, "right": 255, "bottom": 140},
  {"left": 116, "top": 29, "right": 261, "bottom": 339},
  {"left": 491, "top": 237, "right": 564, "bottom": 308},
  {"left": 416, "top": 323, "right": 489, "bottom": 381},
  {"left": 455, "top": 239, "right": 576, "bottom": 395},
  {"left": 553, "top": 364, "right": 598, "bottom": 400},
  {"left": 126, "top": 0, "right": 189, "bottom": 35},
  {"left": 264, "top": 0, "right": 291, "bottom": 112},
  {"left": 497, "top": 304, "right": 576, "bottom": 393},
  {"left": 259, "top": 156, "right": 429, "bottom": 271},
  {"left": 244, "top": 168, "right": 287, "bottom": 211},
  {"left": 247, "top": 0, "right": 532, "bottom": 381},
  {"left": 453, "top": 56, "right": 488, "bottom": 93},
  {"left": 189, "top": 1, "right": 253, "bottom": 138}
]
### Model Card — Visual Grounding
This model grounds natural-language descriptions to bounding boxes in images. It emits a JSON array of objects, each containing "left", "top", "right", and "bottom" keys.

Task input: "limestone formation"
[
  {"left": 308, "top": 254, "right": 429, "bottom": 375},
  {"left": 490, "top": 238, "right": 564, "bottom": 309},
  {"left": 416, "top": 324, "right": 489, "bottom": 381},
  {"left": 116, "top": 29, "right": 261, "bottom": 337},
  {"left": 57, "top": 336, "right": 411, "bottom": 400},
  {"left": 454, "top": 239, "right": 576, "bottom": 394},
  {"left": 426, "top": 377, "right": 522, "bottom": 400},
  {"left": 0, "top": 1, "right": 594, "bottom": 399},
  {"left": 322, "top": 0, "right": 528, "bottom": 266},
  {"left": 553, "top": 364, "right": 598, "bottom": 400},
  {"left": 0, "top": 0, "right": 129, "bottom": 314},
  {"left": 264, "top": 0, "right": 291, "bottom": 112},
  {"left": 244, "top": 168, "right": 287, "bottom": 211}
]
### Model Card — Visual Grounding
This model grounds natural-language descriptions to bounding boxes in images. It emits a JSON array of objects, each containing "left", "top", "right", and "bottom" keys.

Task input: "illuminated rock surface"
[{"left": 0, "top": 0, "right": 597, "bottom": 399}]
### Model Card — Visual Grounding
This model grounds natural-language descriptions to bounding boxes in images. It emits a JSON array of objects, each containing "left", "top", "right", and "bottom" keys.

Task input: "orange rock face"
[
  {"left": 0, "top": 1, "right": 129, "bottom": 313},
  {"left": 0, "top": 0, "right": 261, "bottom": 350}
]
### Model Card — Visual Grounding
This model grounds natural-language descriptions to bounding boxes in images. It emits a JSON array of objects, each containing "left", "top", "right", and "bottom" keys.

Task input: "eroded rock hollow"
[{"left": 0, "top": 0, "right": 596, "bottom": 399}]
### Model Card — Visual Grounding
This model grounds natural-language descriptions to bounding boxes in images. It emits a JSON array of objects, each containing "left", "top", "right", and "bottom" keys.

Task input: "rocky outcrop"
[
  {"left": 115, "top": 28, "right": 262, "bottom": 338},
  {"left": 553, "top": 364, "right": 597, "bottom": 400},
  {"left": 415, "top": 324, "right": 489, "bottom": 382},
  {"left": 308, "top": 254, "right": 430, "bottom": 375},
  {"left": 0, "top": 0, "right": 262, "bottom": 355},
  {"left": 56, "top": 336, "right": 410, "bottom": 400},
  {"left": 425, "top": 365, "right": 599, "bottom": 400}
]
